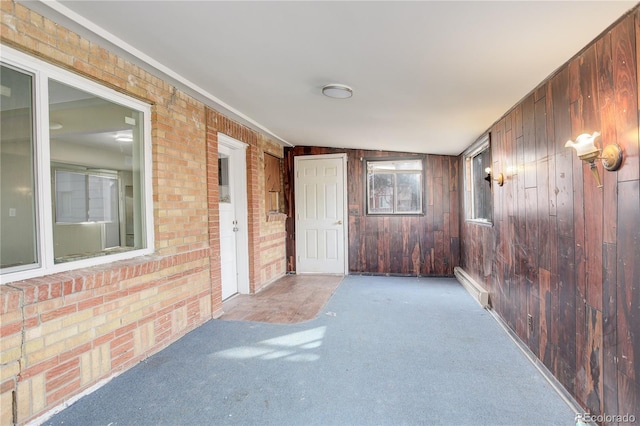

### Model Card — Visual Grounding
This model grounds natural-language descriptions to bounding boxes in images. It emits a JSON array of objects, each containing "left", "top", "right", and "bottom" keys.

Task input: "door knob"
[{"left": 336, "top": 220, "right": 343, "bottom": 225}]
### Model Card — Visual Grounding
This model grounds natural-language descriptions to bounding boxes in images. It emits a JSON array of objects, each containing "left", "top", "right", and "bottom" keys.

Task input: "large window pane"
[
  {"left": 395, "top": 173, "right": 421, "bottom": 213},
  {"left": 0, "top": 65, "right": 38, "bottom": 270},
  {"left": 366, "top": 159, "right": 423, "bottom": 215},
  {"left": 368, "top": 173, "right": 394, "bottom": 214},
  {"left": 49, "top": 80, "right": 145, "bottom": 263},
  {"left": 472, "top": 147, "right": 491, "bottom": 221},
  {"left": 2, "top": 49, "right": 152, "bottom": 282},
  {"left": 464, "top": 136, "right": 492, "bottom": 223}
]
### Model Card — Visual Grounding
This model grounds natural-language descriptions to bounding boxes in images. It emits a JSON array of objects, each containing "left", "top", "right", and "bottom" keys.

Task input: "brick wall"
[
  {"left": 0, "top": 1, "right": 287, "bottom": 424},
  {"left": 258, "top": 135, "right": 288, "bottom": 286},
  {"left": 1, "top": 253, "right": 212, "bottom": 424}
]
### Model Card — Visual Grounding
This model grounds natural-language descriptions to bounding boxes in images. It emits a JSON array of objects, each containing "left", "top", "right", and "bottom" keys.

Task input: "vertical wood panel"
[
  {"left": 598, "top": 32, "right": 620, "bottom": 246},
  {"left": 569, "top": 64, "right": 589, "bottom": 405},
  {"left": 602, "top": 242, "right": 619, "bottom": 418},
  {"left": 285, "top": 147, "right": 459, "bottom": 276},
  {"left": 546, "top": 82, "right": 558, "bottom": 219},
  {"left": 616, "top": 181, "right": 640, "bottom": 382},
  {"left": 579, "top": 43, "right": 605, "bottom": 312},
  {"left": 523, "top": 100, "right": 537, "bottom": 189},
  {"left": 535, "top": 97, "right": 552, "bottom": 272},
  {"left": 539, "top": 268, "right": 552, "bottom": 366},
  {"left": 524, "top": 185, "right": 538, "bottom": 347},
  {"left": 460, "top": 8, "right": 639, "bottom": 421},
  {"left": 552, "top": 68, "right": 574, "bottom": 239},
  {"left": 584, "top": 306, "right": 604, "bottom": 416},
  {"left": 613, "top": 15, "right": 639, "bottom": 183}
]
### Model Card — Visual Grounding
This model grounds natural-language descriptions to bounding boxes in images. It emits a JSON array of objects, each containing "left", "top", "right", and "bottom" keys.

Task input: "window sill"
[
  {"left": 465, "top": 219, "right": 493, "bottom": 227},
  {"left": 55, "top": 246, "right": 136, "bottom": 263},
  {"left": 266, "top": 212, "right": 287, "bottom": 222}
]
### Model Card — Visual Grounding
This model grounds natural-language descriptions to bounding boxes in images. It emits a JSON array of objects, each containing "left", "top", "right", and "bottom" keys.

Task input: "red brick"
[
  {"left": 49, "top": 282, "right": 62, "bottom": 298},
  {"left": 37, "top": 283, "right": 51, "bottom": 302},
  {"left": 41, "top": 304, "right": 77, "bottom": 323},
  {"left": 59, "top": 342, "right": 92, "bottom": 364},
  {"left": 62, "top": 280, "right": 74, "bottom": 296},
  {"left": 0, "top": 379, "right": 16, "bottom": 394},
  {"left": 0, "top": 286, "right": 21, "bottom": 314},
  {"left": 47, "top": 379, "right": 81, "bottom": 406},
  {"left": 45, "top": 358, "right": 79, "bottom": 381},
  {"left": 46, "top": 366, "right": 80, "bottom": 393},
  {"left": 22, "top": 286, "right": 36, "bottom": 305},
  {"left": 24, "top": 315, "right": 38, "bottom": 328},
  {"left": 77, "top": 296, "right": 104, "bottom": 311},
  {"left": 110, "top": 348, "right": 135, "bottom": 370},
  {"left": 0, "top": 320, "right": 21, "bottom": 338},
  {"left": 93, "top": 331, "right": 115, "bottom": 347},
  {"left": 110, "top": 332, "right": 133, "bottom": 350},
  {"left": 19, "top": 357, "right": 60, "bottom": 381},
  {"left": 114, "top": 323, "right": 137, "bottom": 337}
]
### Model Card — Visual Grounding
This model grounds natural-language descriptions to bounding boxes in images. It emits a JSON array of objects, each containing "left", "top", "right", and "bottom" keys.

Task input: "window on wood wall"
[
  {"left": 264, "top": 153, "right": 283, "bottom": 213},
  {"left": 464, "top": 135, "right": 492, "bottom": 223},
  {"left": 366, "top": 158, "right": 424, "bottom": 215}
]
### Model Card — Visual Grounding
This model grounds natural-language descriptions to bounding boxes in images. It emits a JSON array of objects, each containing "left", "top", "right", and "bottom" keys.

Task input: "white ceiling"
[{"left": 22, "top": 0, "right": 637, "bottom": 155}]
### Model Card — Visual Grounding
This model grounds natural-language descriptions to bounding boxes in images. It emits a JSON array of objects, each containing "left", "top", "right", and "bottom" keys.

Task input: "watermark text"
[{"left": 576, "top": 413, "right": 636, "bottom": 424}]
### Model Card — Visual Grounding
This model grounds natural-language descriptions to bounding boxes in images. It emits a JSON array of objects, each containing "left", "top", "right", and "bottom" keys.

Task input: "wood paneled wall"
[
  {"left": 460, "top": 10, "right": 639, "bottom": 423},
  {"left": 284, "top": 147, "right": 459, "bottom": 276}
]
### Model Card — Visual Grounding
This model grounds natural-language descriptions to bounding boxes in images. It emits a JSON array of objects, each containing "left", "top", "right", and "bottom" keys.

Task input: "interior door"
[{"left": 295, "top": 154, "right": 347, "bottom": 274}]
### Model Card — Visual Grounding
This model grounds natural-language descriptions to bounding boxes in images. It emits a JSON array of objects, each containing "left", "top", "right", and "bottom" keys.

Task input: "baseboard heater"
[{"left": 454, "top": 267, "right": 489, "bottom": 309}]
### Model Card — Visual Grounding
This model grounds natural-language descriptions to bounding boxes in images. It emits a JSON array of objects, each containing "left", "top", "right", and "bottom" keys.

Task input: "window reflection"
[
  {"left": 0, "top": 65, "right": 38, "bottom": 270},
  {"left": 48, "top": 80, "right": 145, "bottom": 263},
  {"left": 218, "top": 155, "right": 230, "bottom": 203}
]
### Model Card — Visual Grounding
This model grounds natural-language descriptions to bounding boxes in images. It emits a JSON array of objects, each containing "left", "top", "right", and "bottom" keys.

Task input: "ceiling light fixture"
[
  {"left": 49, "top": 121, "right": 63, "bottom": 130},
  {"left": 322, "top": 84, "right": 353, "bottom": 99}
]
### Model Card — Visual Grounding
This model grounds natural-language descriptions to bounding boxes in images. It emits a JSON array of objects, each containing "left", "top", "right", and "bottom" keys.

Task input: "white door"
[
  {"left": 218, "top": 135, "right": 250, "bottom": 300},
  {"left": 218, "top": 148, "right": 237, "bottom": 300},
  {"left": 295, "top": 154, "right": 348, "bottom": 274}
]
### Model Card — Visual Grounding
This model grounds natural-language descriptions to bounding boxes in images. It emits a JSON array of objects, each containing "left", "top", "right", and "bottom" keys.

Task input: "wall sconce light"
[
  {"left": 484, "top": 167, "right": 504, "bottom": 186},
  {"left": 564, "top": 132, "right": 623, "bottom": 188}
]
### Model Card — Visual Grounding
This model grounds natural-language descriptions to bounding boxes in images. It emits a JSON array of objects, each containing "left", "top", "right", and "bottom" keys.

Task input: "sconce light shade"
[
  {"left": 565, "top": 132, "right": 600, "bottom": 160},
  {"left": 483, "top": 167, "right": 504, "bottom": 186},
  {"left": 565, "top": 131, "right": 624, "bottom": 188}
]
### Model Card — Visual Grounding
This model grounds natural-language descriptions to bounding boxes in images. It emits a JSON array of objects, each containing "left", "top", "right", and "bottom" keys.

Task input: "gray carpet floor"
[{"left": 43, "top": 275, "right": 576, "bottom": 426}]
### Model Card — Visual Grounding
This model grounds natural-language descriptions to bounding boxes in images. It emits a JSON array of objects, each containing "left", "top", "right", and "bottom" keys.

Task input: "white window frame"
[
  {"left": 464, "top": 135, "right": 492, "bottom": 224},
  {"left": 1, "top": 46, "right": 154, "bottom": 284},
  {"left": 366, "top": 158, "right": 424, "bottom": 216}
]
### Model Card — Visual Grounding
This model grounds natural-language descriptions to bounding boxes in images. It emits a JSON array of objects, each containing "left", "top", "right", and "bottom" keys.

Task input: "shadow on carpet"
[{"left": 43, "top": 275, "right": 576, "bottom": 426}]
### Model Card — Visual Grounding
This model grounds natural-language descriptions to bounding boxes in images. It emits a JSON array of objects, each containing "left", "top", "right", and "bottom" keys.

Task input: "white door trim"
[
  {"left": 218, "top": 133, "right": 250, "bottom": 295},
  {"left": 294, "top": 153, "right": 349, "bottom": 275}
]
